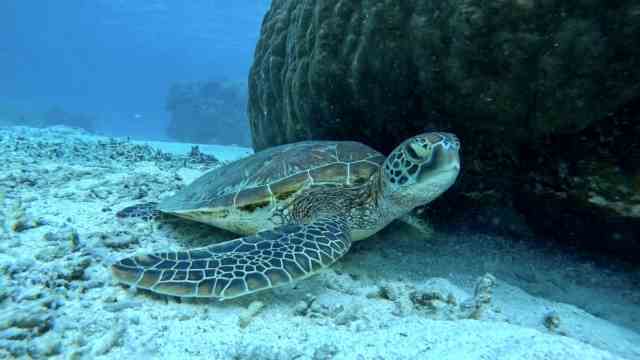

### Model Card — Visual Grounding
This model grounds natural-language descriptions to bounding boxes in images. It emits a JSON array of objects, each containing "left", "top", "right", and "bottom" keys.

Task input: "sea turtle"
[{"left": 112, "top": 132, "right": 461, "bottom": 300}]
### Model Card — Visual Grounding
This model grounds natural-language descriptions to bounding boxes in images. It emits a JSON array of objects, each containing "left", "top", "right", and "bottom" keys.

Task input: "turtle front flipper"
[
  {"left": 116, "top": 202, "right": 160, "bottom": 221},
  {"left": 111, "top": 217, "right": 351, "bottom": 300}
]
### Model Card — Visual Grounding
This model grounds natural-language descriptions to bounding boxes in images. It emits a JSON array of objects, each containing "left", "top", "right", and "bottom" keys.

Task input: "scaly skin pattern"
[{"left": 112, "top": 217, "right": 350, "bottom": 300}]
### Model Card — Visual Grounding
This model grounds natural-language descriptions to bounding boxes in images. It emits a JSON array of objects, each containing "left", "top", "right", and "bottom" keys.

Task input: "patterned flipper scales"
[
  {"left": 111, "top": 217, "right": 351, "bottom": 300},
  {"left": 116, "top": 202, "right": 160, "bottom": 221}
]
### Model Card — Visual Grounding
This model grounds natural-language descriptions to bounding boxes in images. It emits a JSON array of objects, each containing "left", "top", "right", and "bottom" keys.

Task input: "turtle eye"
[{"left": 406, "top": 141, "right": 432, "bottom": 161}]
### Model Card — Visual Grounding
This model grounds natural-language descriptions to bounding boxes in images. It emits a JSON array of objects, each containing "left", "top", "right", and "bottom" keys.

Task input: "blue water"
[{"left": 0, "top": 0, "right": 269, "bottom": 139}]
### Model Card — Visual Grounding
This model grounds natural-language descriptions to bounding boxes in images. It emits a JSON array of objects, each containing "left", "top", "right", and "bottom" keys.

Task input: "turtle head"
[{"left": 381, "top": 132, "right": 460, "bottom": 209}]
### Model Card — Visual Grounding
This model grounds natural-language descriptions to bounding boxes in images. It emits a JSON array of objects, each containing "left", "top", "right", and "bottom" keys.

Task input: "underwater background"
[
  {"left": 0, "top": 0, "right": 268, "bottom": 142},
  {"left": 1, "top": 1, "right": 639, "bottom": 359}
]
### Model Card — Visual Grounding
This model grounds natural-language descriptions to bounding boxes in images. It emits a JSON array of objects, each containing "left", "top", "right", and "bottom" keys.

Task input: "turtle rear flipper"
[
  {"left": 111, "top": 217, "right": 351, "bottom": 300},
  {"left": 116, "top": 202, "right": 160, "bottom": 221}
]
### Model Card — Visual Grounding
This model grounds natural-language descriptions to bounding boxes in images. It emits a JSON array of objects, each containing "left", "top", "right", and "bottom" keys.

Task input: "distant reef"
[
  {"left": 248, "top": 0, "right": 640, "bottom": 259},
  {"left": 165, "top": 80, "right": 250, "bottom": 146}
]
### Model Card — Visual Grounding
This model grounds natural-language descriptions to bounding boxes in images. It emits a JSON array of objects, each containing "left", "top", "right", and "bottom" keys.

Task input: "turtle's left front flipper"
[
  {"left": 116, "top": 202, "right": 160, "bottom": 221},
  {"left": 111, "top": 217, "right": 351, "bottom": 300}
]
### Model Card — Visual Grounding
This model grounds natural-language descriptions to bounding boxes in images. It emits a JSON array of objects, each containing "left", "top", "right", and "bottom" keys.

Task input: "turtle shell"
[{"left": 159, "top": 140, "right": 385, "bottom": 214}]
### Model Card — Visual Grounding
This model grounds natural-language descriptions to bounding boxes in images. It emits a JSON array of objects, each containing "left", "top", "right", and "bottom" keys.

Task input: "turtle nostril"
[{"left": 444, "top": 133, "right": 460, "bottom": 150}]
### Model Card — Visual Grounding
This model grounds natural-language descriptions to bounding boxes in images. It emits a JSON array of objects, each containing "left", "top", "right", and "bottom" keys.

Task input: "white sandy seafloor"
[{"left": 1, "top": 125, "right": 640, "bottom": 360}]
